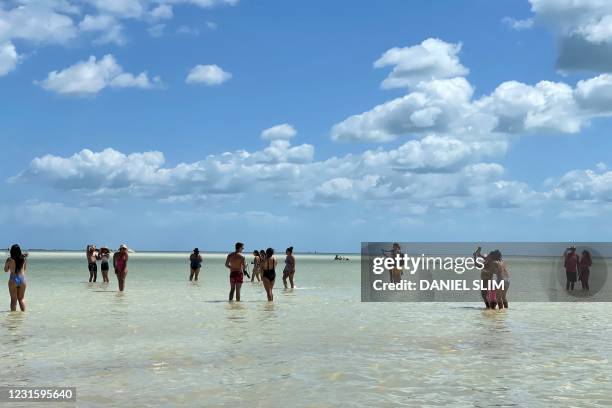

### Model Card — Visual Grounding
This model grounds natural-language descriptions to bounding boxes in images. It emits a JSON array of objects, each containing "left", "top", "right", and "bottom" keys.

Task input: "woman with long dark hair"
[
  {"left": 251, "top": 250, "right": 261, "bottom": 282},
  {"left": 262, "top": 248, "right": 277, "bottom": 301},
  {"left": 4, "top": 244, "right": 27, "bottom": 311}
]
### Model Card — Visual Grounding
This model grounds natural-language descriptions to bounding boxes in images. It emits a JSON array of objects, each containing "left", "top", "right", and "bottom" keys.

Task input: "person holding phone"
[{"left": 86, "top": 245, "right": 99, "bottom": 283}]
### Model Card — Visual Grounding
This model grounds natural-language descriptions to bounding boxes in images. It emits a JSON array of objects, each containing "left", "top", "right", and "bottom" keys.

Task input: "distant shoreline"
[
  {"left": 21, "top": 249, "right": 362, "bottom": 256},
  {"left": 14, "top": 250, "right": 599, "bottom": 259}
]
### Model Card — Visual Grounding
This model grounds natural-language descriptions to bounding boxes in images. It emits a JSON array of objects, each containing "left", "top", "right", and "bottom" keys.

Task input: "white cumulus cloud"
[
  {"left": 161, "top": 0, "right": 238, "bottom": 8},
  {"left": 186, "top": 64, "right": 232, "bottom": 85},
  {"left": 149, "top": 4, "right": 173, "bottom": 20},
  {"left": 331, "top": 77, "right": 476, "bottom": 142},
  {"left": 374, "top": 38, "right": 469, "bottom": 89},
  {"left": 37, "top": 54, "right": 161, "bottom": 96},
  {"left": 260, "top": 124, "right": 297, "bottom": 140},
  {"left": 0, "top": 0, "right": 238, "bottom": 75},
  {"left": 529, "top": 0, "right": 612, "bottom": 72},
  {"left": 83, "top": 0, "right": 146, "bottom": 18},
  {"left": 0, "top": 41, "right": 20, "bottom": 76},
  {"left": 548, "top": 166, "right": 612, "bottom": 202},
  {"left": 78, "top": 14, "right": 125, "bottom": 45},
  {"left": 0, "top": 4, "right": 78, "bottom": 44},
  {"left": 332, "top": 38, "right": 612, "bottom": 143}
]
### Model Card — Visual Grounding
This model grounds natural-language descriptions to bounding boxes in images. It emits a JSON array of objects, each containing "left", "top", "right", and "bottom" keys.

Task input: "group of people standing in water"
[
  {"left": 85, "top": 244, "right": 130, "bottom": 291},
  {"left": 184, "top": 243, "right": 297, "bottom": 302},
  {"left": 380, "top": 243, "right": 512, "bottom": 310},
  {"left": 3, "top": 241, "right": 295, "bottom": 311},
  {"left": 86, "top": 242, "right": 296, "bottom": 302},
  {"left": 219, "top": 243, "right": 296, "bottom": 302}
]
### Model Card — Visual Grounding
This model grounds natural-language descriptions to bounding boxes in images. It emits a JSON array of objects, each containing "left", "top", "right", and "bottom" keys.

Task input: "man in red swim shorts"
[{"left": 225, "top": 242, "right": 246, "bottom": 301}]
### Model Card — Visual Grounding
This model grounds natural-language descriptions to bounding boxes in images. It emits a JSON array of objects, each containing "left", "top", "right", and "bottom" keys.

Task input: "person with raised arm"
[
  {"left": 474, "top": 246, "right": 491, "bottom": 308},
  {"left": 86, "top": 245, "right": 100, "bottom": 283}
]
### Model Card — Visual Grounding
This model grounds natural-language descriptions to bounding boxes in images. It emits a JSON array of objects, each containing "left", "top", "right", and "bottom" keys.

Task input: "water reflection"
[
  {"left": 5, "top": 252, "right": 609, "bottom": 407},
  {"left": 1, "top": 312, "right": 29, "bottom": 383},
  {"left": 109, "top": 291, "right": 128, "bottom": 320},
  {"left": 226, "top": 301, "right": 246, "bottom": 325},
  {"left": 226, "top": 301, "right": 245, "bottom": 311},
  {"left": 2, "top": 312, "right": 27, "bottom": 350},
  {"left": 3, "top": 311, "right": 26, "bottom": 331}
]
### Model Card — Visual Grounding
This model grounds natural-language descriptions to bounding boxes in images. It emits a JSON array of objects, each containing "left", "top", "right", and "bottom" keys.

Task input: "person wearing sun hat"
[
  {"left": 189, "top": 248, "right": 203, "bottom": 281},
  {"left": 115, "top": 244, "right": 130, "bottom": 292}
]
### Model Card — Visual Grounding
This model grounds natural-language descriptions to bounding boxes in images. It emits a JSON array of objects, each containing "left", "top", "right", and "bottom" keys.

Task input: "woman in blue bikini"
[{"left": 4, "top": 244, "right": 27, "bottom": 312}]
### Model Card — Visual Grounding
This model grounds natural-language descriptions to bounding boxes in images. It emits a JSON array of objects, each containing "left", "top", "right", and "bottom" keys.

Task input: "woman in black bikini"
[{"left": 262, "top": 248, "right": 276, "bottom": 301}]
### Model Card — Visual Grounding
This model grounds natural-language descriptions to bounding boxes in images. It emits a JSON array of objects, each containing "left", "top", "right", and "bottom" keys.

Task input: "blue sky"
[{"left": 2, "top": 0, "right": 612, "bottom": 252}]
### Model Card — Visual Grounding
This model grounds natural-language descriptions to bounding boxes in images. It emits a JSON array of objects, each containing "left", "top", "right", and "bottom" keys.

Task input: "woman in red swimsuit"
[{"left": 115, "top": 244, "right": 129, "bottom": 292}]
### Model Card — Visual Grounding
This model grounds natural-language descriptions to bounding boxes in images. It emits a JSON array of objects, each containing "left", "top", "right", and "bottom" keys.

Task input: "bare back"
[
  {"left": 4, "top": 258, "right": 26, "bottom": 276},
  {"left": 264, "top": 256, "right": 276, "bottom": 271},
  {"left": 226, "top": 252, "right": 245, "bottom": 272}
]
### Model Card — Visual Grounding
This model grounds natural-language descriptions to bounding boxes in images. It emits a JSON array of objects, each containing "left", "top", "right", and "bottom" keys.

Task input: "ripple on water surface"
[{"left": 0, "top": 253, "right": 611, "bottom": 407}]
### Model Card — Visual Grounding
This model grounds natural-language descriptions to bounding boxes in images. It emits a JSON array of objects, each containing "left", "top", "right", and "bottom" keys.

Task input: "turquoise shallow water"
[{"left": 1, "top": 252, "right": 611, "bottom": 407}]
